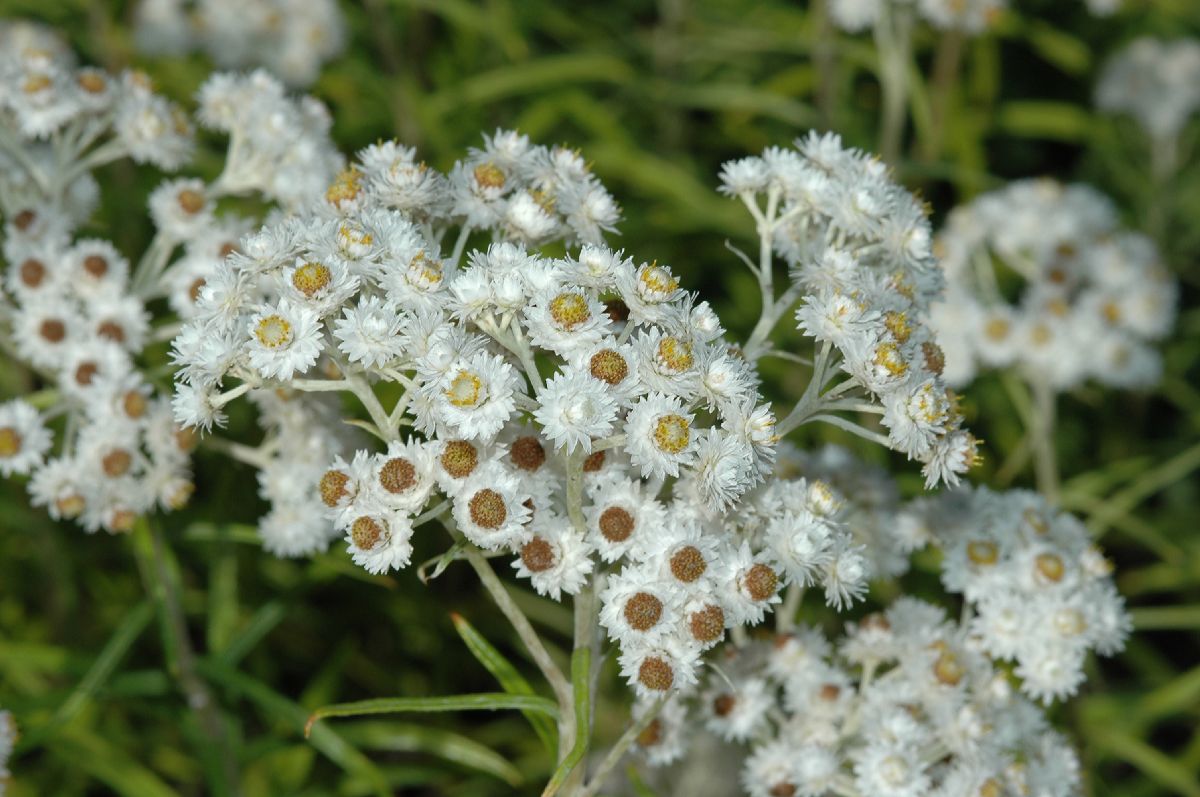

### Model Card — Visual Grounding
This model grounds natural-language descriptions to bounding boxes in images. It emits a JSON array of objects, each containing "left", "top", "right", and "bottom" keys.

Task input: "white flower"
[
  {"left": 524, "top": 285, "right": 611, "bottom": 356},
  {"left": 0, "top": 399, "right": 52, "bottom": 476},
  {"left": 245, "top": 299, "right": 323, "bottom": 380},
  {"left": 451, "top": 463, "right": 530, "bottom": 550},
  {"left": 511, "top": 521, "right": 594, "bottom": 600},
  {"left": 433, "top": 351, "right": 520, "bottom": 441},
  {"left": 333, "top": 295, "right": 405, "bottom": 368},
  {"left": 345, "top": 511, "right": 415, "bottom": 574},
  {"left": 624, "top": 392, "right": 696, "bottom": 479},
  {"left": 533, "top": 370, "right": 618, "bottom": 453}
]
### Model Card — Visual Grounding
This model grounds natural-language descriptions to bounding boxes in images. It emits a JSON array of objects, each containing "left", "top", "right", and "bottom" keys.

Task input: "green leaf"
[
  {"left": 195, "top": 658, "right": 390, "bottom": 797},
  {"left": 451, "top": 612, "right": 557, "bottom": 754},
  {"left": 305, "top": 692, "right": 560, "bottom": 738},
  {"left": 49, "top": 730, "right": 179, "bottom": 797},
  {"left": 216, "top": 600, "right": 287, "bottom": 666},
  {"left": 541, "top": 646, "right": 591, "bottom": 797},
  {"left": 996, "top": 101, "right": 1092, "bottom": 142},
  {"left": 417, "top": 540, "right": 468, "bottom": 584},
  {"left": 18, "top": 600, "right": 153, "bottom": 751},
  {"left": 1023, "top": 21, "right": 1091, "bottom": 75},
  {"left": 340, "top": 720, "right": 525, "bottom": 787}
]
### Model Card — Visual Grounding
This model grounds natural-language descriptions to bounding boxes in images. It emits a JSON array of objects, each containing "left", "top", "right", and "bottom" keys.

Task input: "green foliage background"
[{"left": 1, "top": 0, "right": 1198, "bottom": 794}]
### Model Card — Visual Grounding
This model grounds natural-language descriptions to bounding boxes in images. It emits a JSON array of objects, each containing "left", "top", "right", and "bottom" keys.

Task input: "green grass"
[{"left": 1, "top": 0, "right": 1199, "bottom": 794}]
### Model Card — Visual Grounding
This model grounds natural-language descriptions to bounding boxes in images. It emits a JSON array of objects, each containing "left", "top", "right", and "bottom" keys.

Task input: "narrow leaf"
[
  {"left": 19, "top": 600, "right": 153, "bottom": 750},
  {"left": 451, "top": 612, "right": 557, "bottom": 753},
  {"left": 305, "top": 693, "right": 560, "bottom": 738},
  {"left": 340, "top": 720, "right": 525, "bottom": 786}
]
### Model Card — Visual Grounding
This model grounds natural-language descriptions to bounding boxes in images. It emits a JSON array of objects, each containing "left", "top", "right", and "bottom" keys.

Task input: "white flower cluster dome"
[
  {"left": 1096, "top": 37, "right": 1200, "bottom": 140},
  {"left": 721, "top": 133, "right": 978, "bottom": 487},
  {"left": 903, "top": 487, "right": 1130, "bottom": 704},
  {"left": 134, "top": 0, "right": 346, "bottom": 88},
  {"left": 721, "top": 604, "right": 1083, "bottom": 797},
  {"left": 0, "top": 31, "right": 341, "bottom": 534},
  {"left": 930, "top": 179, "right": 1177, "bottom": 391},
  {"left": 0, "top": 30, "right": 198, "bottom": 532},
  {"left": 627, "top": 460, "right": 1125, "bottom": 797},
  {"left": 169, "top": 130, "right": 898, "bottom": 698}
]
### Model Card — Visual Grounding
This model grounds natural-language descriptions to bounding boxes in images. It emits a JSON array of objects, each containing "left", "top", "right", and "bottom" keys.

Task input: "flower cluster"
[
  {"left": 1096, "top": 37, "right": 1200, "bottom": 140},
  {"left": 0, "top": 21, "right": 192, "bottom": 167},
  {"left": 902, "top": 486, "right": 1130, "bottom": 704},
  {"left": 169, "top": 130, "right": 899, "bottom": 698},
  {"left": 828, "top": 0, "right": 1005, "bottom": 35},
  {"left": 721, "top": 134, "right": 978, "bottom": 487},
  {"left": 134, "top": 0, "right": 346, "bottom": 87},
  {"left": 628, "top": 457, "right": 1125, "bottom": 797},
  {"left": 720, "top": 604, "right": 1082, "bottom": 797},
  {"left": 0, "top": 29, "right": 198, "bottom": 532},
  {"left": 930, "top": 179, "right": 1177, "bottom": 390},
  {"left": 0, "top": 27, "right": 340, "bottom": 534}
]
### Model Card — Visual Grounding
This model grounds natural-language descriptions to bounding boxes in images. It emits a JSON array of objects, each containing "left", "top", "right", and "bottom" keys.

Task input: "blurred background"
[{"left": 1, "top": 0, "right": 1198, "bottom": 794}]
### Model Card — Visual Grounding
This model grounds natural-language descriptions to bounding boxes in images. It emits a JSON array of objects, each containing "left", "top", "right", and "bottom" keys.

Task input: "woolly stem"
[
  {"left": 1030, "top": 377, "right": 1060, "bottom": 504},
  {"left": 578, "top": 696, "right": 668, "bottom": 797}
]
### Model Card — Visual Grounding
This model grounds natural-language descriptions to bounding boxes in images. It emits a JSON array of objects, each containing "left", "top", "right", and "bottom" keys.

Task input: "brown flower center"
[
  {"left": 468, "top": 489, "right": 507, "bottom": 530},
  {"left": 84, "top": 254, "right": 109, "bottom": 278},
  {"left": 351, "top": 516, "right": 383, "bottom": 550},
  {"left": 588, "top": 348, "right": 628, "bottom": 386},
  {"left": 379, "top": 457, "right": 417, "bottom": 494},
  {"left": 688, "top": 604, "right": 725, "bottom": 643},
  {"left": 520, "top": 537, "right": 556, "bottom": 573},
  {"left": 97, "top": 321, "right": 126, "bottom": 343},
  {"left": 39, "top": 319, "right": 66, "bottom": 342},
  {"left": 509, "top": 436, "right": 546, "bottom": 472},
  {"left": 440, "top": 440, "right": 479, "bottom": 479},
  {"left": 177, "top": 188, "right": 205, "bottom": 215},
  {"left": 669, "top": 545, "right": 706, "bottom": 583},
  {"left": 623, "top": 592, "right": 663, "bottom": 631},
  {"left": 319, "top": 470, "right": 350, "bottom": 507},
  {"left": 19, "top": 258, "right": 45, "bottom": 287},
  {"left": 744, "top": 563, "right": 778, "bottom": 602},
  {"left": 102, "top": 448, "right": 133, "bottom": 478},
  {"left": 598, "top": 506, "right": 634, "bottom": 542},
  {"left": 637, "top": 656, "right": 674, "bottom": 692}
]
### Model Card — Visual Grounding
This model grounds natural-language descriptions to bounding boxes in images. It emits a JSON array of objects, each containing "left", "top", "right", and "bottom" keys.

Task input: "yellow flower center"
[
  {"left": 254, "top": 315, "right": 293, "bottom": 349},
  {"left": 873, "top": 342, "right": 908, "bottom": 377},
  {"left": 0, "top": 427, "right": 22, "bottom": 458},
  {"left": 292, "top": 262, "right": 332, "bottom": 298},
  {"left": 657, "top": 336, "right": 693, "bottom": 372},
  {"left": 966, "top": 540, "right": 998, "bottom": 565},
  {"left": 548, "top": 293, "right": 591, "bottom": 331},
  {"left": 883, "top": 310, "right": 912, "bottom": 344},
  {"left": 326, "top": 167, "right": 364, "bottom": 205},
  {"left": 638, "top": 263, "right": 678, "bottom": 295},
  {"left": 446, "top": 371, "right": 483, "bottom": 408},
  {"left": 652, "top": 414, "right": 690, "bottom": 454},
  {"left": 473, "top": 162, "right": 506, "bottom": 190}
]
